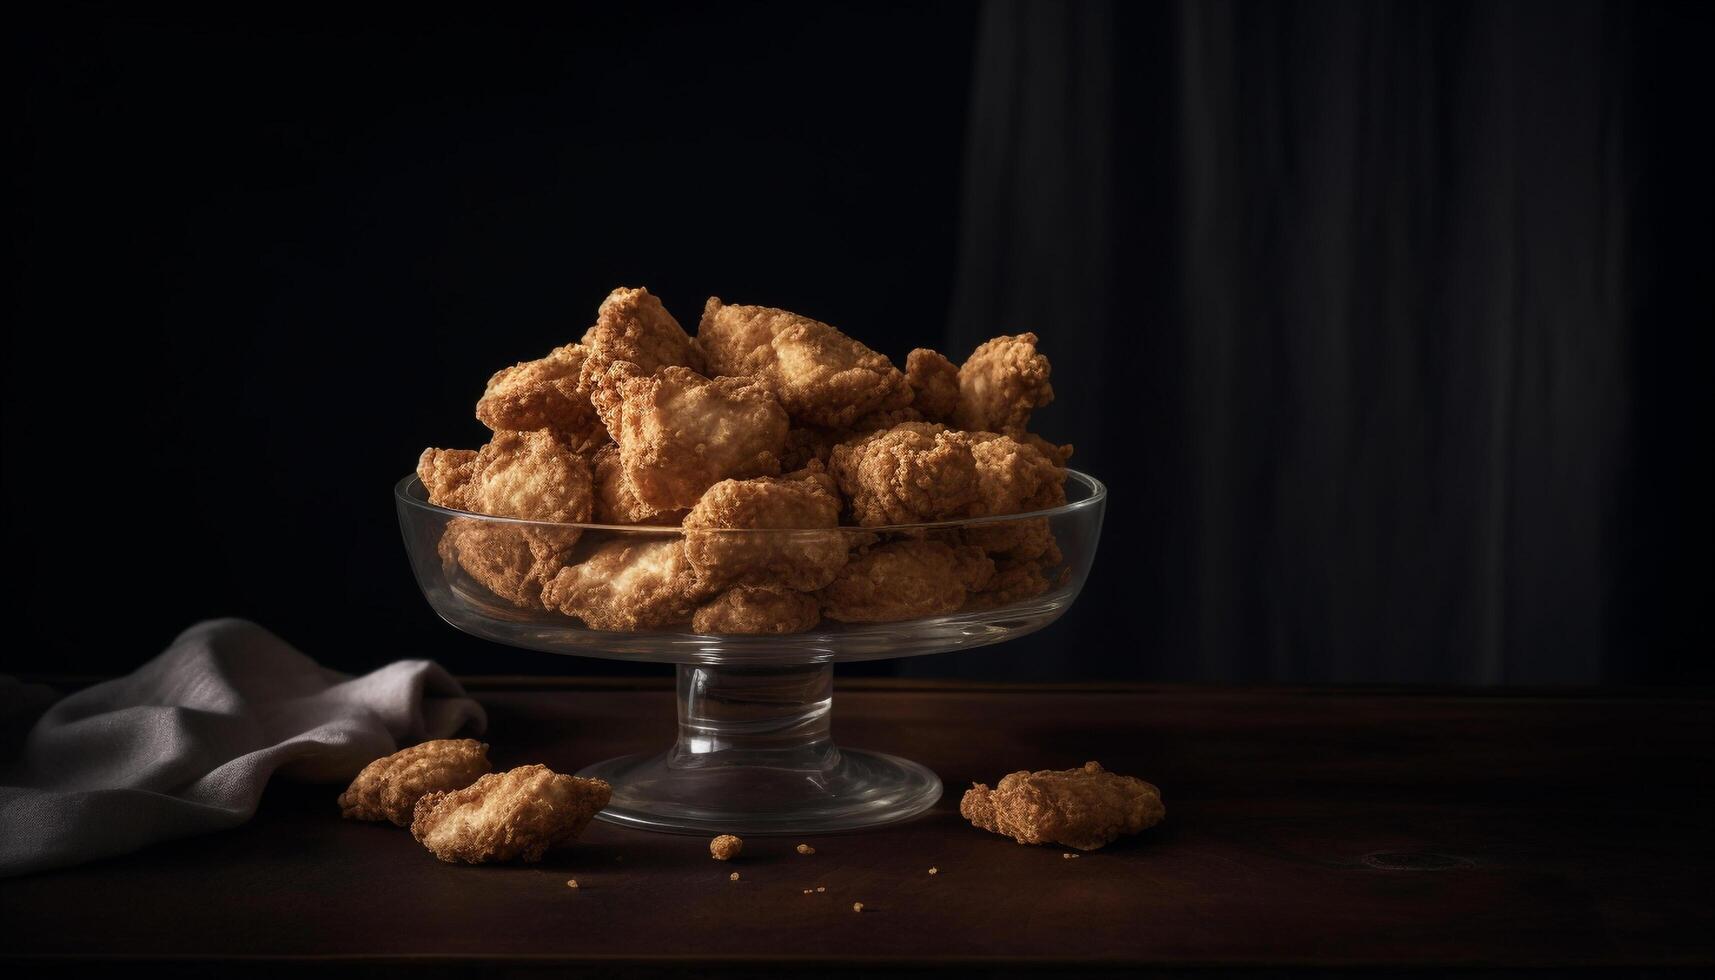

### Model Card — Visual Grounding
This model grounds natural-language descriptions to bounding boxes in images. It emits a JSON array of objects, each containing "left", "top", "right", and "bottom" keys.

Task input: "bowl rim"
[{"left": 395, "top": 469, "right": 1107, "bottom": 533}]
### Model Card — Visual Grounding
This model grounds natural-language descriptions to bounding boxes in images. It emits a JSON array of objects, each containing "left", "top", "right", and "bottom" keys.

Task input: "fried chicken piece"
[
  {"left": 438, "top": 519, "right": 579, "bottom": 609},
  {"left": 693, "top": 585, "right": 822, "bottom": 634},
  {"left": 953, "top": 543, "right": 999, "bottom": 592},
  {"left": 1008, "top": 429, "right": 1074, "bottom": 467},
  {"left": 476, "top": 343, "right": 607, "bottom": 452},
  {"left": 962, "top": 556, "right": 1053, "bottom": 610},
  {"left": 576, "top": 286, "right": 704, "bottom": 391},
  {"left": 905, "top": 348, "right": 960, "bottom": 423},
  {"left": 954, "top": 333, "right": 1054, "bottom": 433},
  {"left": 418, "top": 448, "right": 478, "bottom": 508},
  {"left": 591, "top": 444, "right": 688, "bottom": 525},
  {"left": 777, "top": 409, "right": 926, "bottom": 473},
  {"left": 455, "top": 429, "right": 595, "bottom": 524},
  {"left": 589, "top": 362, "right": 788, "bottom": 513},
  {"left": 969, "top": 432, "right": 1068, "bottom": 515},
  {"left": 955, "top": 518, "right": 1058, "bottom": 563},
  {"left": 338, "top": 739, "right": 491, "bottom": 827},
  {"left": 818, "top": 540, "right": 993, "bottom": 623},
  {"left": 695, "top": 297, "right": 911, "bottom": 428},
  {"left": 960, "top": 761, "right": 1164, "bottom": 851},
  {"left": 541, "top": 537, "right": 708, "bottom": 630},
  {"left": 828, "top": 422, "right": 981, "bottom": 526},
  {"left": 683, "top": 473, "right": 848, "bottom": 590},
  {"left": 411, "top": 765, "right": 611, "bottom": 864},
  {"left": 591, "top": 443, "right": 648, "bottom": 524},
  {"left": 421, "top": 431, "right": 592, "bottom": 606},
  {"left": 908, "top": 433, "right": 1064, "bottom": 562}
]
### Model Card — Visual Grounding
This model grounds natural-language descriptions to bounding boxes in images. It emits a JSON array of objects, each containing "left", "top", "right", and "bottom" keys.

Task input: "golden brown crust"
[
  {"left": 952, "top": 543, "right": 998, "bottom": 592},
  {"left": 954, "top": 333, "right": 1054, "bottom": 433},
  {"left": 695, "top": 297, "right": 911, "bottom": 428},
  {"left": 591, "top": 444, "right": 688, "bottom": 525},
  {"left": 954, "top": 518, "right": 1058, "bottom": 563},
  {"left": 841, "top": 406, "right": 925, "bottom": 439},
  {"left": 437, "top": 520, "right": 580, "bottom": 609},
  {"left": 411, "top": 765, "right": 611, "bottom": 864},
  {"left": 683, "top": 473, "right": 848, "bottom": 591},
  {"left": 338, "top": 739, "right": 492, "bottom": 827},
  {"left": 941, "top": 432, "right": 1064, "bottom": 563},
  {"left": 693, "top": 585, "right": 822, "bottom": 634},
  {"left": 590, "top": 443, "right": 648, "bottom": 524},
  {"left": 685, "top": 473, "right": 843, "bottom": 530},
  {"left": 709, "top": 834, "right": 743, "bottom": 860},
  {"left": 421, "top": 431, "right": 593, "bottom": 607},
  {"left": 818, "top": 539, "right": 991, "bottom": 623},
  {"left": 589, "top": 362, "right": 789, "bottom": 513},
  {"left": 459, "top": 430, "right": 595, "bottom": 524},
  {"left": 961, "top": 556, "right": 1053, "bottom": 610},
  {"left": 969, "top": 432, "right": 1068, "bottom": 516},
  {"left": 1007, "top": 428, "right": 1074, "bottom": 467},
  {"left": 475, "top": 343, "right": 608, "bottom": 451},
  {"left": 418, "top": 448, "right": 479, "bottom": 508},
  {"left": 691, "top": 296, "right": 777, "bottom": 377},
  {"left": 576, "top": 286, "right": 705, "bottom": 391},
  {"left": 959, "top": 761, "right": 1164, "bottom": 850},
  {"left": 783, "top": 458, "right": 841, "bottom": 497},
  {"left": 828, "top": 422, "right": 981, "bottom": 526},
  {"left": 906, "top": 348, "right": 960, "bottom": 423},
  {"left": 541, "top": 537, "right": 709, "bottom": 630}
]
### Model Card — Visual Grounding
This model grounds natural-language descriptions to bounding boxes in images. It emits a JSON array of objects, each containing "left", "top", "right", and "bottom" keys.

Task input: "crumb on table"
[
  {"left": 796, "top": 843, "right": 816, "bottom": 855},
  {"left": 928, "top": 866, "right": 939, "bottom": 875},
  {"left": 565, "top": 879, "right": 579, "bottom": 889},
  {"left": 1061, "top": 852, "right": 1080, "bottom": 860},
  {"left": 852, "top": 901, "right": 864, "bottom": 912},
  {"left": 816, "top": 886, "right": 825, "bottom": 893},
  {"left": 729, "top": 871, "right": 740, "bottom": 881},
  {"left": 710, "top": 834, "right": 743, "bottom": 861}
]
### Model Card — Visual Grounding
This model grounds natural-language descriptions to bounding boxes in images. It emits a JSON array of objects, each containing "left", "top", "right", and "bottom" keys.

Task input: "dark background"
[{"left": 8, "top": 1, "right": 1710, "bottom": 683}]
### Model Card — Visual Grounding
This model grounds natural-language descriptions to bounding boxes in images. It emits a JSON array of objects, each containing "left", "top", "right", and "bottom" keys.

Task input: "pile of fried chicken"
[{"left": 417, "top": 287, "right": 1072, "bottom": 634}]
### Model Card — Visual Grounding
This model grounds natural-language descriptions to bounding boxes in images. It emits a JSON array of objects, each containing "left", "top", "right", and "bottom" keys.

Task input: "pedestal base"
[{"left": 579, "top": 747, "right": 942, "bottom": 835}]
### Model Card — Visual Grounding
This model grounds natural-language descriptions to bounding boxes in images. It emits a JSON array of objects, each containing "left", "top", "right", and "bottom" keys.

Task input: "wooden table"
[{"left": 4, "top": 680, "right": 1712, "bottom": 976}]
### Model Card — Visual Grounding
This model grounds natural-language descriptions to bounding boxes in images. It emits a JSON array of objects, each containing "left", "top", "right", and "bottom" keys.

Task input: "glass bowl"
[{"left": 395, "top": 470, "right": 1106, "bottom": 835}]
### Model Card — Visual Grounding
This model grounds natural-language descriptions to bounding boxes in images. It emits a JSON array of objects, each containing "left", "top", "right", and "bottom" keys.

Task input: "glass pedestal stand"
[
  {"left": 396, "top": 470, "right": 1106, "bottom": 836},
  {"left": 579, "top": 663, "right": 940, "bottom": 834}
]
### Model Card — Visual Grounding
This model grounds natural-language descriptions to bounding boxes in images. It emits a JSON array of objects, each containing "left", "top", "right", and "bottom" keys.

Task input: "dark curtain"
[
  {"left": 930, "top": 0, "right": 1711, "bottom": 683},
  {"left": 9, "top": 2, "right": 1705, "bottom": 683}
]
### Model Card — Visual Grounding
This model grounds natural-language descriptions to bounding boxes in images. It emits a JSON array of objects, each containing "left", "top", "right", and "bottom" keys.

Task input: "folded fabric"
[{"left": 0, "top": 618, "right": 486, "bottom": 877}]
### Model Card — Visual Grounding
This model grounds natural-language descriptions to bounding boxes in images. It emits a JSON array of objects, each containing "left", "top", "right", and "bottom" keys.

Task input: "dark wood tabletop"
[{"left": 4, "top": 679, "right": 1712, "bottom": 977}]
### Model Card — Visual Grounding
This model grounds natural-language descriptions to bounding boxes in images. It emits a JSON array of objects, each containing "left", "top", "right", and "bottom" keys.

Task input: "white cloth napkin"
[{"left": 0, "top": 618, "right": 486, "bottom": 877}]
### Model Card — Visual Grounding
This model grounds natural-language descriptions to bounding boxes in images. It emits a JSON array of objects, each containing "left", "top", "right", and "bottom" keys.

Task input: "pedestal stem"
[{"left": 670, "top": 663, "right": 839, "bottom": 772}]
